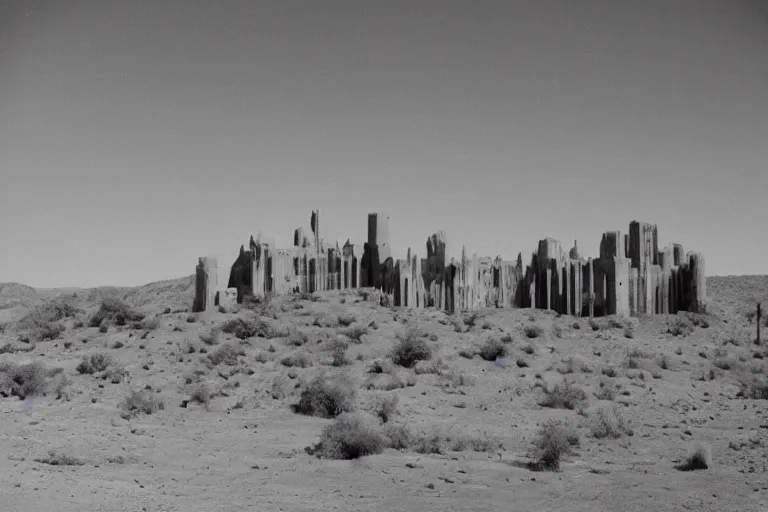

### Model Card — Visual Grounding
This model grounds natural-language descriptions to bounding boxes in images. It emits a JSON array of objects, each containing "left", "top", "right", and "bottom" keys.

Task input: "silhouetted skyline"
[{"left": 2, "top": 1, "right": 766, "bottom": 287}]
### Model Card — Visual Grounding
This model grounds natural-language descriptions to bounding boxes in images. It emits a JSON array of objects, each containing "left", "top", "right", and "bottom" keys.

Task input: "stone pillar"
[
  {"left": 689, "top": 252, "right": 706, "bottom": 313},
  {"left": 565, "top": 263, "right": 571, "bottom": 315},
  {"left": 193, "top": 256, "right": 218, "bottom": 312},
  {"left": 613, "top": 257, "right": 631, "bottom": 317},
  {"left": 546, "top": 268, "right": 552, "bottom": 311},
  {"left": 588, "top": 258, "right": 594, "bottom": 318}
]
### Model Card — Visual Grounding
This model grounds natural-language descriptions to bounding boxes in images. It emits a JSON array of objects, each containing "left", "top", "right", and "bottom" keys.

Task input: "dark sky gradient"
[{"left": 1, "top": 1, "right": 766, "bottom": 287}]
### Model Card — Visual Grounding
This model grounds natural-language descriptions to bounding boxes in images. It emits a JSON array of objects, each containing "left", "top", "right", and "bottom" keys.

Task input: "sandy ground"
[{"left": 0, "top": 276, "right": 766, "bottom": 512}]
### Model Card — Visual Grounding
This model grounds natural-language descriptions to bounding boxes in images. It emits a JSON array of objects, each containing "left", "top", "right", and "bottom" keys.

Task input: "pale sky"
[{"left": 1, "top": 0, "right": 766, "bottom": 288}]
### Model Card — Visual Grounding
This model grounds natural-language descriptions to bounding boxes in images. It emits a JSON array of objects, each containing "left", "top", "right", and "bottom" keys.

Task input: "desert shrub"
[
  {"left": 337, "top": 314, "right": 356, "bottom": 327},
  {"left": 372, "top": 394, "right": 398, "bottom": 423},
  {"left": 594, "top": 382, "right": 616, "bottom": 401},
  {"left": 590, "top": 405, "right": 633, "bottom": 439},
  {"left": 667, "top": 316, "right": 694, "bottom": 337},
  {"left": 293, "top": 374, "right": 356, "bottom": 418},
  {"left": 391, "top": 331, "right": 431, "bottom": 368},
  {"left": 207, "top": 343, "right": 244, "bottom": 366},
  {"left": 220, "top": 317, "right": 285, "bottom": 340},
  {"left": 280, "top": 352, "right": 312, "bottom": 368},
  {"left": 552, "top": 325, "right": 564, "bottom": 338},
  {"left": 713, "top": 357, "right": 735, "bottom": 370},
  {"left": 0, "top": 361, "right": 57, "bottom": 399},
  {"left": 383, "top": 424, "right": 412, "bottom": 450},
  {"left": 330, "top": 340, "right": 350, "bottom": 367},
  {"left": 737, "top": 375, "right": 768, "bottom": 399},
  {"left": 18, "top": 302, "right": 82, "bottom": 341},
  {"left": 623, "top": 327, "right": 634, "bottom": 339},
  {"left": 516, "top": 358, "right": 529, "bottom": 368},
  {"left": 199, "top": 328, "right": 220, "bottom": 345},
  {"left": 558, "top": 356, "right": 591, "bottom": 374},
  {"left": 572, "top": 322, "right": 581, "bottom": 330},
  {"left": 306, "top": 412, "right": 387, "bottom": 459},
  {"left": 340, "top": 324, "right": 368, "bottom": 343},
  {"left": 528, "top": 420, "right": 575, "bottom": 471},
  {"left": 588, "top": 319, "right": 602, "bottom": 331},
  {"left": 102, "top": 364, "right": 127, "bottom": 384},
  {"left": 676, "top": 443, "right": 712, "bottom": 471},
  {"left": 121, "top": 390, "right": 164, "bottom": 416},
  {"left": 522, "top": 344, "right": 536, "bottom": 355},
  {"left": 368, "top": 359, "right": 395, "bottom": 374},
  {"left": 363, "top": 372, "right": 416, "bottom": 391},
  {"left": 189, "top": 383, "right": 215, "bottom": 405},
  {"left": 463, "top": 312, "right": 479, "bottom": 327},
  {"left": 89, "top": 298, "right": 143, "bottom": 328},
  {"left": 524, "top": 325, "right": 544, "bottom": 339},
  {"left": 34, "top": 450, "right": 84, "bottom": 466},
  {"left": 500, "top": 332, "right": 513, "bottom": 343},
  {"left": 538, "top": 379, "right": 587, "bottom": 410},
  {"left": 113, "top": 341, "right": 124, "bottom": 349},
  {"left": 458, "top": 348, "right": 476, "bottom": 359},
  {"left": 414, "top": 357, "right": 446, "bottom": 375},
  {"left": 76, "top": 353, "right": 112, "bottom": 374},
  {"left": 609, "top": 317, "right": 626, "bottom": 329},
  {"left": 286, "top": 328, "right": 308, "bottom": 347},
  {"left": 479, "top": 338, "right": 508, "bottom": 361},
  {"left": 140, "top": 317, "right": 160, "bottom": 331}
]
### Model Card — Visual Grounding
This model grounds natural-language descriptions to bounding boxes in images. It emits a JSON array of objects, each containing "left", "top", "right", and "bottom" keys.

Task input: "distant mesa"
[{"left": 194, "top": 211, "right": 706, "bottom": 318}]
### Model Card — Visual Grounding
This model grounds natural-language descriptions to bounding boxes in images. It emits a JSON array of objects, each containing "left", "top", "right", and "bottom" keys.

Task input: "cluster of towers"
[{"left": 193, "top": 211, "right": 706, "bottom": 317}]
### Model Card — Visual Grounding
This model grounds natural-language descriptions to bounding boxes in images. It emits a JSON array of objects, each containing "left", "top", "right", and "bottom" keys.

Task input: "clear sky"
[{"left": 1, "top": 0, "right": 766, "bottom": 288}]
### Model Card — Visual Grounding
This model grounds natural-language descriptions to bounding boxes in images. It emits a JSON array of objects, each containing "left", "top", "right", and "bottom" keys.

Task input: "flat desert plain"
[{"left": 0, "top": 275, "right": 767, "bottom": 512}]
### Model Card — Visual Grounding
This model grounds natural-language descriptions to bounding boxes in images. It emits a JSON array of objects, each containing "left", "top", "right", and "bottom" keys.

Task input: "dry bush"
[
  {"left": 293, "top": 374, "right": 356, "bottom": 418},
  {"left": 313, "top": 314, "right": 339, "bottom": 328},
  {"left": 330, "top": 340, "right": 350, "bottom": 367},
  {"left": 0, "top": 361, "right": 59, "bottom": 399},
  {"left": 368, "top": 359, "right": 395, "bottom": 374},
  {"left": 76, "top": 353, "right": 113, "bottom": 374},
  {"left": 220, "top": 317, "right": 287, "bottom": 340},
  {"left": 17, "top": 301, "right": 81, "bottom": 341},
  {"left": 306, "top": 412, "right": 387, "bottom": 459},
  {"left": 410, "top": 428, "right": 496, "bottom": 455},
  {"left": 34, "top": 450, "right": 84, "bottom": 466},
  {"left": 207, "top": 343, "right": 245, "bottom": 366},
  {"left": 458, "top": 348, "right": 476, "bottom": 359},
  {"left": 558, "top": 356, "right": 592, "bottom": 375},
  {"left": 528, "top": 420, "right": 577, "bottom": 471},
  {"left": 594, "top": 379, "right": 617, "bottom": 400},
  {"left": 623, "top": 327, "right": 635, "bottom": 339},
  {"left": 500, "top": 332, "right": 513, "bottom": 343},
  {"left": 590, "top": 405, "right": 633, "bottom": 439},
  {"left": 737, "top": 375, "right": 768, "bottom": 399},
  {"left": 286, "top": 328, "right": 309, "bottom": 346},
  {"left": 391, "top": 331, "right": 432, "bottom": 368},
  {"left": 588, "top": 319, "right": 603, "bottom": 331},
  {"left": 522, "top": 343, "right": 536, "bottom": 355},
  {"left": 442, "top": 369, "right": 475, "bottom": 387},
  {"left": 89, "top": 298, "right": 143, "bottom": 328},
  {"left": 414, "top": 357, "right": 446, "bottom": 375},
  {"left": 337, "top": 313, "right": 357, "bottom": 327},
  {"left": 340, "top": 324, "right": 368, "bottom": 343},
  {"left": 199, "top": 328, "right": 220, "bottom": 345},
  {"left": 371, "top": 393, "right": 398, "bottom": 423},
  {"left": 676, "top": 443, "right": 712, "bottom": 471},
  {"left": 463, "top": 312, "right": 480, "bottom": 327},
  {"left": 140, "top": 316, "right": 160, "bottom": 331},
  {"left": 524, "top": 325, "right": 544, "bottom": 339},
  {"left": 479, "top": 338, "right": 507, "bottom": 362},
  {"left": 363, "top": 372, "right": 416, "bottom": 391},
  {"left": 538, "top": 379, "right": 587, "bottom": 410},
  {"left": 189, "top": 382, "right": 216, "bottom": 406},
  {"left": 280, "top": 352, "right": 312, "bottom": 368},
  {"left": 120, "top": 390, "right": 164, "bottom": 417},
  {"left": 667, "top": 316, "right": 694, "bottom": 337}
]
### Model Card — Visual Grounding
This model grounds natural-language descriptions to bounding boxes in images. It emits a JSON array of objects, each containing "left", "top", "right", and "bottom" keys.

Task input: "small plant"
[
  {"left": 527, "top": 420, "right": 575, "bottom": 471},
  {"left": 280, "top": 352, "right": 312, "bottom": 368},
  {"left": 458, "top": 348, "right": 475, "bottom": 359},
  {"left": 340, "top": 324, "right": 368, "bottom": 343},
  {"left": 463, "top": 312, "right": 479, "bottom": 327},
  {"left": 189, "top": 383, "right": 215, "bottom": 406},
  {"left": 34, "top": 450, "right": 84, "bottom": 466},
  {"left": 667, "top": 317, "right": 694, "bottom": 337},
  {"left": 113, "top": 341, "right": 124, "bottom": 349},
  {"left": 337, "top": 314, "right": 356, "bottom": 327},
  {"left": 500, "top": 332, "right": 513, "bottom": 343},
  {"left": 286, "top": 329, "right": 308, "bottom": 347},
  {"left": 391, "top": 331, "right": 432, "bottom": 368},
  {"left": 590, "top": 405, "right": 633, "bottom": 439},
  {"left": 676, "top": 443, "right": 712, "bottom": 471},
  {"left": 572, "top": 322, "right": 581, "bottom": 330},
  {"left": 76, "top": 353, "right": 112, "bottom": 374},
  {"left": 594, "top": 380, "right": 616, "bottom": 401},
  {"left": 207, "top": 344, "right": 245, "bottom": 366},
  {"left": 305, "top": 412, "right": 386, "bottom": 459},
  {"left": 199, "top": 328, "right": 220, "bottom": 345},
  {"left": 522, "top": 344, "right": 536, "bottom": 355},
  {"left": 588, "top": 319, "right": 601, "bottom": 331},
  {"left": 89, "top": 298, "right": 143, "bottom": 328},
  {"left": 0, "top": 361, "right": 57, "bottom": 399},
  {"left": 120, "top": 390, "right": 165, "bottom": 417},
  {"left": 623, "top": 327, "right": 634, "bottom": 339},
  {"left": 330, "top": 340, "right": 350, "bottom": 367},
  {"left": 524, "top": 325, "right": 544, "bottom": 339},
  {"left": 538, "top": 379, "right": 587, "bottom": 410},
  {"left": 292, "top": 374, "right": 356, "bottom": 418},
  {"left": 478, "top": 338, "right": 507, "bottom": 361},
  {"left": 372, "top": 394, "right": 398, "bottom": 423}
]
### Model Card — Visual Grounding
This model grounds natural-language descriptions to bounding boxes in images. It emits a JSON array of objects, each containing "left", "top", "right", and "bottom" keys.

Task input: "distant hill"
[{"left": 0, "top": 275, "right": 195, "bottom": 323}]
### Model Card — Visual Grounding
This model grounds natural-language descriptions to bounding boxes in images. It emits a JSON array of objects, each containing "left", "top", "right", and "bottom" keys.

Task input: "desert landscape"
[{"left": 0, "top": 273, "right": 766, "bottom": 512}]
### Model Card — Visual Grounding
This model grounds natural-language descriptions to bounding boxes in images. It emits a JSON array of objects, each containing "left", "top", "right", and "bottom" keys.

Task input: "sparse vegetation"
[
  {"left": 120, "top": 389, "right": 165, "bottom": 417},
  {"left": 391, "top": 330, "right": 432, "bottom": 368},
  {"left": 371, "top": 393, "right": 398, "bottom": 423},
  {"left": 34, "top": 450, "right": 84, "bottom": 466},
  {"left": 0, "top": 361, "right": 60, "bottom": 399},
  {"left": 89, "top": 298, "right": 143, "bottom": 328},
  {"left": 340, "top": 324, "right": 368, "bottom": 343},
  {"left": 293, "top": 374, "right": 356, "bottom": 418},
  {"left": 199, "top": 328, "right": 220, "bottom": 345},
  {"left": 305, "top": 412, "right": 387, "bottom": 459},
  {"left": 538, "top": 379, "right": 587, "bottom": 410},
  {"left": 207, "top": 343, "right": 245, "bottom": 366},
  {"left": 478, "top": 338, "right": 507, "bottom": 361},
  {"left": 76, "top": 353, "right": 113, "bottom": 374},
  {"left": 528, "top": 420, "right": 577, "bottom": 471},
  {"left": 590, "top": 405, "right": 633, "bottom": 439},
  {"left": 524, "top": 325, "right": 544, "bottom": 339},
  {"left": 676, "top": 443, "right": 712, "bottom": 471}
]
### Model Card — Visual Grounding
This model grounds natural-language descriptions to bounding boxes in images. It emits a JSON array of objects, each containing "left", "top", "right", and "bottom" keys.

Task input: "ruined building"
[{"left": 194, "top": 211, "right": 706, "bottom": 317}]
